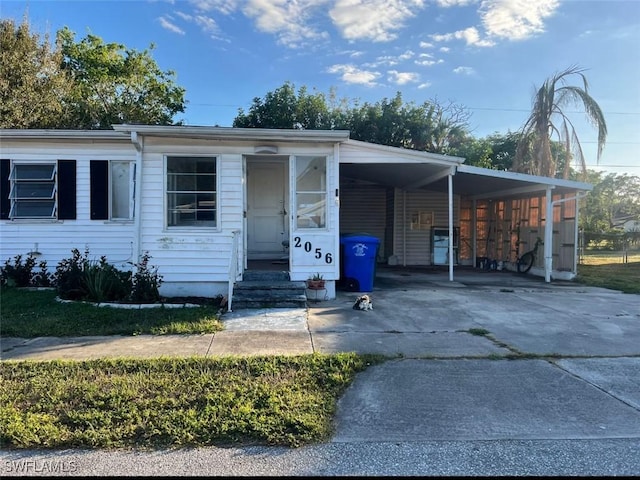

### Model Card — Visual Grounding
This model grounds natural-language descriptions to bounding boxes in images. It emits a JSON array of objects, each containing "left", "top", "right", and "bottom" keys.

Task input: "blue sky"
[{"left": 3, "top": 0, "right": 639, "bottom": 176}]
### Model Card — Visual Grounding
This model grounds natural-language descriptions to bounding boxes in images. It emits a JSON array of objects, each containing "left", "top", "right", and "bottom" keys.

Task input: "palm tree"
[{"left": 513, "top": 65, "right": 607, "bottom": 179}]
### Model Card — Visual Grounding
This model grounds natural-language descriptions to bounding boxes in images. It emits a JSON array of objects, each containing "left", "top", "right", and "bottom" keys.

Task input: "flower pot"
[{"left": 306, "top": 280, "right": 325, "bottom": 290}]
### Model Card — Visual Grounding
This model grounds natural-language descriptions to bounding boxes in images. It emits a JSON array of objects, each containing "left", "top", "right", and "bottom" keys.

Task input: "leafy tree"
[
  {"left": 233, "top": 82, "right": 333, "bottom": 129},
  {"left": 0, "top": 18, "right": 73, "bottom": 128},
  {"left": 514, "top": 65, "right": 607, "bottom": 179},
  {"left": 58, "top": 27, "right": 186, "bottom": 128},
  {"left": 234, "top": 84, "right": 471, "bottom": 155},
  {"left": 581, "top": 171, "right": 640, "bottom": 233}
]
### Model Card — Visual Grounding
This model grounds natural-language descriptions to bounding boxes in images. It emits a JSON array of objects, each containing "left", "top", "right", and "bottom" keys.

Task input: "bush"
[
  {"left": 54, "top": 248, "right": 90, "bottom": 300},
  {"left": 129, "top": 252, "right": 163, "bottom": 303},
  {"left": 83, "top": 256, "right": 132, "bottom": 303},
  {"left": 1, "top": 254, "right": 37, "bottom": 287},
  {"left": 32, "top": 260, "right": 54, "bottom": 287},
  {"left": 4, "top": 248, "right": 163, "bottom": 304}
]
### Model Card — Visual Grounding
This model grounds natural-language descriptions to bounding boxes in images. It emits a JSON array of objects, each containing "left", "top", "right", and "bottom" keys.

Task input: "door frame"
[{"left": 243, "top": 155, "right": 290, "bottom": 267}]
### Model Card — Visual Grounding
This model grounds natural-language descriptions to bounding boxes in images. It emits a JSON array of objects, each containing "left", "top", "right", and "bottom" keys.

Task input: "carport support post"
[
  {"left": 448, "top": 171, "right": 454, "bottom": 281},
  {"left": 544, "top": 186, "right": 554, "bottom": 283}
]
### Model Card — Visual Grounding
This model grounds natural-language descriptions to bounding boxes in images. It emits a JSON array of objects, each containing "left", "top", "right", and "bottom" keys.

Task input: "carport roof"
[{"left": 339, "top": 141, "right": 592, "bottom": 199}]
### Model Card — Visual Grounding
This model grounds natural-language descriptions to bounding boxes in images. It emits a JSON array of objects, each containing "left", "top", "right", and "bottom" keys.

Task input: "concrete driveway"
[{"left": 2, "top": 266, "right": 639, "bottom": 475}]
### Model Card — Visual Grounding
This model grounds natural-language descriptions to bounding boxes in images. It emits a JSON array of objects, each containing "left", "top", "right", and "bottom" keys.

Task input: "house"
[{"left": 0, "top": 126, "right": 593, "bottom": 304}]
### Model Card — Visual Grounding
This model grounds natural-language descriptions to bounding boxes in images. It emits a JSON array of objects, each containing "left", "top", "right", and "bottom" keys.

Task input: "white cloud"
[
  {"left": 439, "top": 46, "right": 450, "bottom": 52},
  {"left": 194, "top": 15, "right": 219, "bottom": 35},
  {"left": 480, "top": 0, "right": 559, "bottom": 40},
  {"left": 188, "top": 0, "right": 240, "bottom": 15},
  {"left": 387, "top": 70, "right": 420, "bottom": 85},
  {"left": 435, "top": 0, "right": 476, "bottom": 6},
  {"left": 419, "top": 41, "right": 435, "bottom": 48},
  {"left": 431, "top": 26, "right": 494, "bottom": 47},
  {"left": 327, "top": 64, "right": 381, "bottom": 86},
  {"left": 365, "top": 56, "right": 400, "bottom": 67},
  {"left": 158, "top": 16, "right": 186, "bottom": 35},
  {"left": 415, "top": 58, "right": 443, "bottom": 67},
  {"left": 330, "top": 0, "right": 427, "bottom": 42},
  {"left": 418, "top": 82, "right": 432, "bottom": 89},
  {"left": 398, "top": 50, "right": 415, "bottom": 61},
  {"left": 453, "top": 66, "right": 475, "bottom": 75},
  {"left": 241, "top": 0, "right": 330, "bottom": 48}
]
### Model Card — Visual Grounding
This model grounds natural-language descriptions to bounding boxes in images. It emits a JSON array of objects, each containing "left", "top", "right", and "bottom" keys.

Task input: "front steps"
[{"left": 231, "top": 270, "right": 307, "bottom": 309}]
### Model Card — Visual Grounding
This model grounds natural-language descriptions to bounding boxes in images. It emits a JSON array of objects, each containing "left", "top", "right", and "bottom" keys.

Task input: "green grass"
[
  {"left": 0, "top": 288, "right": 224, "bottom": 337},
  {"left": 576, "top": 253, "right": 640, "bottom": 294},
  {"left": 0, "top": 354, "right": 384, "bottom": 449}
]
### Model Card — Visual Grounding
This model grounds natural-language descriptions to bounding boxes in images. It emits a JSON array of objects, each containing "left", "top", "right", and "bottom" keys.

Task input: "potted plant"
[{"left": 306, "top": 273, "right": 325, "bottom": 290}]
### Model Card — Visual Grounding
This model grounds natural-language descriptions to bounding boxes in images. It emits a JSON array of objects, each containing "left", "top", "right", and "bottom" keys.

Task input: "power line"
[{"left": 186, "top": 102, "right": 640, "bottom": 116}]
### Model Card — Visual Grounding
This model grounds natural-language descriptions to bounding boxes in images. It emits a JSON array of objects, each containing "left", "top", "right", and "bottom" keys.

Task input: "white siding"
[
  {"left": 137, "top": 141, "right": 243, "bottom": 290},
  {"left": 0, "top": 139, "right": 137, "bottom": 272}
]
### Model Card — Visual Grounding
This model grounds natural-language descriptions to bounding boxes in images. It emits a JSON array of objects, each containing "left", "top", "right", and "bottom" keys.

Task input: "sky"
[{"left": 2, "top": 0, "right": 639, "bottom": 176}]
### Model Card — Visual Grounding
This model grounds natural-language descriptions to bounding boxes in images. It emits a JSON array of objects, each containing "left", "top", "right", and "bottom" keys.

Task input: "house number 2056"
[{"left": 293, "top": 236, "right": 333, "bottom": 264}]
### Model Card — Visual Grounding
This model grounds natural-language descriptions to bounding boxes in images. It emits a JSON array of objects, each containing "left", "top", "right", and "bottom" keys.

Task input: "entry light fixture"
[{"left": 254, "top": 145, "right": 278, "bottom": 154}]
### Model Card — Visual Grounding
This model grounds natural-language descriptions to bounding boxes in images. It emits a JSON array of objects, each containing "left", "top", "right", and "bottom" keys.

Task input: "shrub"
[
  {"left": 32, "top": 260, "right": 54, "bottom": 287},
  {"left": 83, "top": 256, "right": 132, "bottom": 303},
  {"left": 54, "top": 248, "right": 90, "bottom": 300},
  {"left": 1, "top": 254, "right": 37, "bottom": 287},
  {"left": 129, "top": 252, "right": 163, "bottom": 303}
]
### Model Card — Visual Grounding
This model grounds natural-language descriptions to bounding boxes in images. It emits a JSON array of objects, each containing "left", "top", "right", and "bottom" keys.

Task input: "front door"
[{"left": 247, "top": 158, "right": 289, "bottom": 260}]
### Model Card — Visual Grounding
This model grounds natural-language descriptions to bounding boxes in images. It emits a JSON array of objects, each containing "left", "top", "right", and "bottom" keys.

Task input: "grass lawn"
[
  {"left": 576, "top": 252, "right": 640, "bottom": 294},
  {"left": 0, "top": 288, "right": 224, "bottom": 337},
  {"left": 0, "top": 354, "right": 384, "bottom": 449}
]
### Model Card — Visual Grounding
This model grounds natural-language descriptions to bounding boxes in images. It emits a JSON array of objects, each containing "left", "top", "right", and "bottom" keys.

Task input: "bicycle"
[{"left": 517, "top": 237, "right": 543, "bottom": 274}]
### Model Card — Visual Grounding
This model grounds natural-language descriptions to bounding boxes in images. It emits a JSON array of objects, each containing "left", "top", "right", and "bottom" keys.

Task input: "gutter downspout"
[{"left": 131, "top": 132, "right": 144, "bottom": 264}]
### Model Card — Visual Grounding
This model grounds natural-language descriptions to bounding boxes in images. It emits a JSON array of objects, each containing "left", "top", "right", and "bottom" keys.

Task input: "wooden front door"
[{"left": 247, "top": 159, "right": 288, "bottom": 259}]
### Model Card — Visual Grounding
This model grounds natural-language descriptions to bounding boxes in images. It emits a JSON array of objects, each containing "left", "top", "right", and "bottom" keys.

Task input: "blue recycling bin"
[{"left": 340, "top": 234, "right": 380, "bottom": 292}]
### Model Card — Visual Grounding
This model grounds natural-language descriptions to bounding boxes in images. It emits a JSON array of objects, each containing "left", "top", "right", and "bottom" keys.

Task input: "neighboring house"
[{"left": 0, "top": 126, "right": 593, "bottom": 299}]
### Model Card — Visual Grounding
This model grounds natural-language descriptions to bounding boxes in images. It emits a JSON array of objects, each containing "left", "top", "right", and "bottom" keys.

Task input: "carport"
[{"left": 338, "top": 139, "right": 593, "bottom": 283}]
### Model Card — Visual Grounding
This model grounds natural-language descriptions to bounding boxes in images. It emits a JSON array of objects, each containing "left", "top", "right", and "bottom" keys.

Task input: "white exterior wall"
[
  {"left": 0, "top": 139, "right": 138, "bottom": 272},
  {"left": 286, "top": 144, "right": 340, "bottom": 287},
  {"left": 138, "top": 138, "right": 244, "bottom": 297},
  {"left": 138, "top": 138, "right": 340, "bottom": 297}
]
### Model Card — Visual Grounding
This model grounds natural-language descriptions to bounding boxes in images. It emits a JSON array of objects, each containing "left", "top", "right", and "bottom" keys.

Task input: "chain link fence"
[{"left": 578, "top": 230, "right": 640, "bottom": 264}]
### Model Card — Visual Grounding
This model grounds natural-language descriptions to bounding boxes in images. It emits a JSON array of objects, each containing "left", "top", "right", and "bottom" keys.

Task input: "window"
[
  {"left": 9, "top": 163, "right": 57, "bottom": 218},
  {"left": 1, "top": 159, "right": 76, "bottom": 220},
  {"left": 90, "top": 160, "right": 135, "bottom": 220},
  {"left": 166, "top": 156, "right": 217, "bottom": 227},
  {"left": 295, "top": 156, "right": 326, "bottom": 229}
]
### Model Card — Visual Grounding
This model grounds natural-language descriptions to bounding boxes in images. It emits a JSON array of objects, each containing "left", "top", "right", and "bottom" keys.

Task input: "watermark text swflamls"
[{"left": 3, "top": 460, "right": 78, "bottom": 474}]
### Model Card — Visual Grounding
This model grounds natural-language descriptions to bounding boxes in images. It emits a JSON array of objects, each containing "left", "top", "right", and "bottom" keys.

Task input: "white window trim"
[
  {"left": 163, "top": 154, "right": 220, "bottom": 231},
  {"left": 293, "top": 155, "right": 329, "bottom": 232},
  {"left": 108, "top": 160, "right": 136, "bottom": 222}
]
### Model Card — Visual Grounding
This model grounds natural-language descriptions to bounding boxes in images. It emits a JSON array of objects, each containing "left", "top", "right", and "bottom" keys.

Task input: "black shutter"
[
  {"left": 0, "top": 159, "right": 9, "bottom": 219},
  {"left": 57, "top": 160, "right": 76, "bottom": 220},
  {"left": 90, "top": 160, "right": 109, "bottom": 220}
]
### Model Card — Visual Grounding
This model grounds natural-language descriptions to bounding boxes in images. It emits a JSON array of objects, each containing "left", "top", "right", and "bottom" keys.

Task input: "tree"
[
  {"left": 581, "top": 171, "right": 640, "bottom": 233},
  {"left": 0, "top": 18, "right": 73, "bottom": 128},
  {"left": 513, "top": 65, "right": 607, "bottom": 179},
  {"left": 233, "top": 84, "right": 472, "bottom": 155},
  {"left": 58, "top": 27, "right": 186, "bottom": 129},
  {"left": 233, "top": 82, "right": 333, "bottom": 129}
]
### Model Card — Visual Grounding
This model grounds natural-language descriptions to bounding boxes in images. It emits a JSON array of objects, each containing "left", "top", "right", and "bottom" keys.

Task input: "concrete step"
[
  {"left": 231, "top": 276, "right": 307, "bottom": 309},
  {"left": 242, "top": 270, "right": 290, "bottom": 282}
]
